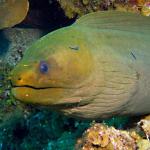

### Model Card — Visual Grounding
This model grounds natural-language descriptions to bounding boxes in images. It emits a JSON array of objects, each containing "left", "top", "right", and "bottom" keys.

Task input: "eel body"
[{"left": 11, "top": 11, "right": 150, "bottom": 119}]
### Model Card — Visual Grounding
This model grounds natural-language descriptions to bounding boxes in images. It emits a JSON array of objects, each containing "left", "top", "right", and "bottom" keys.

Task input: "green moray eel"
[{"left": 10, "top": 11, "right": 150, "bottom": 119}]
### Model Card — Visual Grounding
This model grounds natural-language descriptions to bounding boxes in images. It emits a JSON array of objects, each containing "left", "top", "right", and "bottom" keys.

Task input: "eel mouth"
[
  {"left": 12, "top": 85, "right": 65, "bottom": 90},
  {"left": 11, "top": 85, "right": 90, "bottom": 109},
  {"left": 11, "top": 85, "right": 68, "bottom": 105}
]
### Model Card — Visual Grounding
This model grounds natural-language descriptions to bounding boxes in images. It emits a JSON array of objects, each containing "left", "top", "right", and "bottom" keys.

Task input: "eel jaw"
[
  {"left": 11, "top": 85, "right": 68, "bottom": 105},
  {"left": 12, "top": 85, "right": 91, "bottom": 110}
]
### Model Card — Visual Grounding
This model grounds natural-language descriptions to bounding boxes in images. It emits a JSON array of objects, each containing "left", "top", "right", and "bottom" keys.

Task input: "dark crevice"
[
  {"left": 17, "top": 0, "right": 77, "bottom": 30},
  {"left": 13, "top": 122, "right": 29, "bottom": 142}
]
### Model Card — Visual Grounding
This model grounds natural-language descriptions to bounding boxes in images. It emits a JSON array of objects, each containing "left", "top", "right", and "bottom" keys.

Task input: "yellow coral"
[
  {"left": 76, "top": 115, "right": 150, "bottom": 150},
  {"left": 141, "top": 2, "right": 150, "bottom": 16},
  {"left": 0, "top": 0, "right": 29, "bottom": 29},
  {"left": 138, "top": 115, "right": 150, "bottom": 140},
  {"left": 137, "top": 139, "right": 150, "bottom": 149},
  {"left": 76, "top": 124, "right": 138, "bottom": 150},
  {"left": 58, "top": 0, "right": 103, "bottom": 18}
]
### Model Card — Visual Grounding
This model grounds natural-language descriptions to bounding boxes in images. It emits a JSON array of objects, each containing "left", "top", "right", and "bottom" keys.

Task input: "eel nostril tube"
[{"left": 18, "top": 77, "right": 22, "bottom": 81}]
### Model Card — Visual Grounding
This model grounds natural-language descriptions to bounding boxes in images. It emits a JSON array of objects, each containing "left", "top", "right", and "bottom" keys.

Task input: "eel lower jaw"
[
  {"left": 11, "top": 85, "right": 91, "bottom": 109},
  {"left": 11, "top": 85, "right": 68, "bottom": 105}
]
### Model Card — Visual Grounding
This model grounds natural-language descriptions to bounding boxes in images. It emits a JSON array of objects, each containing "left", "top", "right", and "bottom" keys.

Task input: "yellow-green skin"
[{"left": 11, "top": 11, "right": 150, "bottom": 119}]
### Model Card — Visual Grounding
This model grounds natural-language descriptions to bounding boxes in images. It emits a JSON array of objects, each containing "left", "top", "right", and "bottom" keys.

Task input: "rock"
[{"left": 0, "top": 28, "right": 47, "bottom": 66}]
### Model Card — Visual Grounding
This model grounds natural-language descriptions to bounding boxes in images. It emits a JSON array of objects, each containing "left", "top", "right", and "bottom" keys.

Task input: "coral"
[
  {"left": 57, "top": 0, "right": 150, "bottom": 19},
  {"left": 75, "top": 123, "right": 139, "bottom": 150},
  {"left": 57, "top": 0, "right": 114, "bottom": 18},
  {"left": 114, "top": 3, "right": 140, "bottom": 14},
  {"left": 114, "top": 0, "right": 150, "bottom": 16},
  {"left": 0, "top": 0, "right": 29, "bottom": 29},
  {"left": 137, "top": 0, "right": 150, "bottom": 6},
  {"left": 137, "top": 139, "right": 150, "bottom": 149},
  {"left": 138, "top": 115, "right": 150, "bottom": 140},
  {"left": 76, "top": 114, "right": 150, "bottom": 150},
  {"left": 141, "top": 1, "right": 150, "bottom": 16}
]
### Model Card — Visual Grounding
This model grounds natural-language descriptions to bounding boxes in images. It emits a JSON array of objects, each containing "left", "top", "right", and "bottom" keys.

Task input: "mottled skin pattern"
[{"left": 11, "top": 11, "right": 150, "bottom": 119}]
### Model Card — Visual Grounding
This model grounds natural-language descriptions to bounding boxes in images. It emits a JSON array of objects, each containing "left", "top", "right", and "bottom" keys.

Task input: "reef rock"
[
  {"left": 75, "top": 123, "right": 139, "bottom": 150},
  {"left": 0, "top": 28, "right": 46, "bottom": 66}
]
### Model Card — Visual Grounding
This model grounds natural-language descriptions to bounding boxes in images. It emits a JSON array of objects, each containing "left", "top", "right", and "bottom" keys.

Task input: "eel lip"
[
  {"left": 12, "top": 84, "right": 76, "bottom": 90},
  {"left": 11, "top": 86, "right": 91, "bottom": 109},
  {"left": 11, "top": 86, "right": 66, "bottom": 105},
  {"left": 11, "top": 86, "right": 83, "bottom": 108},
  {"left": 12, "top": 85, "right": 63, "bottom": 90}
]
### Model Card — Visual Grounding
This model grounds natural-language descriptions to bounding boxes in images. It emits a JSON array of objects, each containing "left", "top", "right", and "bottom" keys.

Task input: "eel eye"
[{"left": 39, "top": 61, "right": 48, "bottom": 74}]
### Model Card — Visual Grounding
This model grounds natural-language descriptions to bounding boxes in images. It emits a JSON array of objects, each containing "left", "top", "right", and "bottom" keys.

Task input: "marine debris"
[{"left": 0, "top": 0, "right": 29, "bottom": 29}]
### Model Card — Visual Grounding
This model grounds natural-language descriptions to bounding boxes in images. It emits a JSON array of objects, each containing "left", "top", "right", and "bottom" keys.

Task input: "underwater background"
[{"left": 0, "top": 0, "right": 150, "bottom": 150}]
